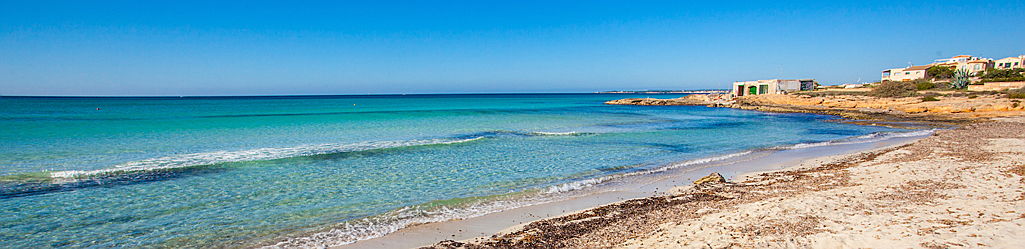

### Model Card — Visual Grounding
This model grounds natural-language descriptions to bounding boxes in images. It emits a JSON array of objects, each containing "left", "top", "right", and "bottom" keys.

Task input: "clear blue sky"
[{"left": 2, "top": 0, "right": 1024, "bottom": 96}]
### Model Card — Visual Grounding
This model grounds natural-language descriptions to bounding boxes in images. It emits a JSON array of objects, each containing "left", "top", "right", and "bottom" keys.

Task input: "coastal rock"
[
  {"left": 604, "top": 94, "right": 729, "bottom": 106},
  {"left": 693, "top": 172, "right": 727, "bottom": 185}
]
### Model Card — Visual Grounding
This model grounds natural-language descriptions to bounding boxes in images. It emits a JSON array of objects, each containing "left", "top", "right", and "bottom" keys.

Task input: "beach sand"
[
  {"left": 423, "top": 118, "right": 1025, "bottom": 248},
  {"left": 329, "top": 129, "right": 925, "bottom": 248}
]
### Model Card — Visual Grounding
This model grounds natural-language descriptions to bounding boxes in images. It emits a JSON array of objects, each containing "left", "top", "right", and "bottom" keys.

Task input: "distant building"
[
  {"left": 933, "top": 55, "right": 980, "bottom": 64},
  {"left": 956, "top": 59, "right": 994, "bottom": 74},
  {"left": 995, "top": 56, "right": 1025, "bottom": 69},
  {"left": 881, "top": 65, "right": 930, "bottom": 82},
  {"left": 731, "top": 79, "right": 816, "bottom": 96}
]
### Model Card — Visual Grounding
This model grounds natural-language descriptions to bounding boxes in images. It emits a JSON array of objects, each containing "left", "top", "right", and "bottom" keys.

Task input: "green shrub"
[
  {"left": 927, "top": 66, "right": 955, "bottom": 79},
  {"left": 920, "top": 96, "right": 939, "bottom": 101},
  {"left": 870, "top": 81, "right": 917, "bottom": 97},
  {"left": 1008, "top": 88, "right": 1025, "bottom": 99},
  {"left": 914, "top": 81, "right": 936, "bottom": 90},
  {"left": 979, "top": 68, "right": 1025, "bottom": 83},
  {"left": 950, "top": 69, "right": 971, "bottom": 89},
  {"left": 980, "top": 77, "right": 1025, "bottom": 83}
]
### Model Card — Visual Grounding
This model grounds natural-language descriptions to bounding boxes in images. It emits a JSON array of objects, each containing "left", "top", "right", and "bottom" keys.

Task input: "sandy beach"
[{"left": 419, "top": 115, "right": 1025, "bottom": 248}]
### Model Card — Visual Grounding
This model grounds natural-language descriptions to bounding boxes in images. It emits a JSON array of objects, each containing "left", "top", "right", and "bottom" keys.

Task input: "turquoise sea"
[{"left": 0, "top": 94, "right": 910, "bottom": 248}]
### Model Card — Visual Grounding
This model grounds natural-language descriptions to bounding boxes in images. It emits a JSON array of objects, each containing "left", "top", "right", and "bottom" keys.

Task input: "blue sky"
[{"left": 2, "top": 0, "right": 1024, "bottom": 96}]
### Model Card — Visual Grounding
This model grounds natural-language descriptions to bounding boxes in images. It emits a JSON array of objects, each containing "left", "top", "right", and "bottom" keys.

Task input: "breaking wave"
[
  {"left": 776, "top": 129, "right": 936, "bottom": 150},
  {"left": 48, "top": 137, "right": 486, "bottom": 180}
]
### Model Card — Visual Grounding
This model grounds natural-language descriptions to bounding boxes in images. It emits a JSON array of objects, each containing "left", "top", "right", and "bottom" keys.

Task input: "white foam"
[
  {"left": 778, "top": 129, "right": 936, "bottom": 150},
  {"left": 263, "top": 193, "right": 554, "bottom": 248},
  {"left": 543, "top": 150, "right": 754, "bottom": 194},
  {"left": 49, "top": 137, "right": 485, "bottom": 179},
  {"left": 527, "top": 131, "right": 587, "bottom": 136}
]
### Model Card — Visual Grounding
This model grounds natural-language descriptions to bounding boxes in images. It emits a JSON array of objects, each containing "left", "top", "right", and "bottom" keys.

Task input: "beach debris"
[{"left": 693, "top": 172, "right": 727, "bottom": 185}]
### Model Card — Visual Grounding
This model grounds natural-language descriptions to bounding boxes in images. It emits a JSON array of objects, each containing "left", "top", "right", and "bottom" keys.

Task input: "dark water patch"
[
  {"left": 659, "top": 121, "right": 750, "bottom": 131},
  {"left": 641, "top": 143, "right": 692, "bottom": 152},
  {"left": 595, "top": 163, "right": 648, "bottom": 173},
  {"left": 0, "top": 165, "right": 232, "bottom": 199},
  {"left": 593, "top": 118, "right": 683, "bottom": 129},
  {"left": 805, "top": 128, "right": 864, "bottom": 136}
]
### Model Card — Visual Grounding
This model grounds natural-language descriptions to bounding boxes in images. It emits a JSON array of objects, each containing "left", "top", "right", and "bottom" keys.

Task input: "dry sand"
[{"left": 425, "top": 118, "right": 1025, "bottom": 248}]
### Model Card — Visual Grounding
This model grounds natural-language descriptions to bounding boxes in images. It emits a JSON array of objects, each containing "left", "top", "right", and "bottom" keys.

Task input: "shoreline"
[
  {"left": 318, "top": 126, "right": 930, "bottom": 249},
  {"left": 420, "top": 117, "right": 1025, "bottom": 248},
  {"left": 268, "top": 92, "right": 1024, "bottom": 249}
]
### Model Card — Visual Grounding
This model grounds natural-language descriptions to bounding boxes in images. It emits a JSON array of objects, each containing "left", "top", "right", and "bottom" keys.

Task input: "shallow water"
[{"left": 0, "top": 94, "right": 906, "bottom": 248}]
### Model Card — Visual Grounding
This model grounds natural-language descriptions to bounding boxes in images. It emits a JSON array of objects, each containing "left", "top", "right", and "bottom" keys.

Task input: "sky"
[{"left": 2, "top": 0, "right": 1025, "bottom": 96}]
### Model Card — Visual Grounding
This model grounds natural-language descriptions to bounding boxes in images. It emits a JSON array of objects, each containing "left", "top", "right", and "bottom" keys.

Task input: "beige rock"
[{"left": 693, "top": 172, "right": 726, "bottom": 185}]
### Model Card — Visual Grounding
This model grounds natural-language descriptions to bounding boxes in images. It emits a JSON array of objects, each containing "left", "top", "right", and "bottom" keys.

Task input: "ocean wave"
[
  {"left": 526, "top": 131, "right": 594, "bottom": 136},
  {"left": 775, "top": 129, "right": 936, "bottom": 150},
  {"left": 48, "top": 137, "right": 486, "bottom": 180},
  {"left": 15, "top": 128, "right": 593, "bottom": 184},
  {"left": 543, "top": 150, "right": 754, "bottom": 194}
]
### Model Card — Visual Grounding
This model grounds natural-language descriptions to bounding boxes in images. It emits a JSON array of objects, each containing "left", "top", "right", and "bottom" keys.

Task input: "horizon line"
[{"left": 0, "top": 90, "right": 730, "bottom": 98}]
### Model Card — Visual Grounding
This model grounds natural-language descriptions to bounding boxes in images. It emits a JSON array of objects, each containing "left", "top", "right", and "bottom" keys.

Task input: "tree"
[{"left": 927, "top": 66, "right": 955, "bottom": 79}]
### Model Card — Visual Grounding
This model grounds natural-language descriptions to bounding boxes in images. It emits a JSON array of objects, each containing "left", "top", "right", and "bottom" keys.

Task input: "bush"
[
  {"left": 927, "top": 66, "right": 955, "bottom": 79},
  {"left": 914, "top": 80, "right": 936, "bottom": 90},
  {"left": 870, "top": 81, "right": 917, "bottom": 97},
  {"left": 1008, "top": 88, "right": 1025, "bottom": 99},
  {"left": 921, "top": 96, "right": 940, "bottom": 101},
  {"left": 979, "top": 68, "right": 1025, "bottom": 83}
]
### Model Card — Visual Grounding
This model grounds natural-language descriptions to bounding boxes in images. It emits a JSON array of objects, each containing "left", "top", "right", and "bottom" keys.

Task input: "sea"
[{"left": 0, "top": 94, "right": 920, "bottom": 248}]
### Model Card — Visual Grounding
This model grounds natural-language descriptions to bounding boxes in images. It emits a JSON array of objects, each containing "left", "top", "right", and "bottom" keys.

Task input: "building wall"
[
  {"left": 882, "top": 68, "right": 927, "bottom": 82},
  {"left": 995, "top": 56, "right": 1025, "bottom": 69},
  {"left": 731, "top": 79, "right": 813, "bottom": 96},
  {"left": 956, "top": 61, "right": 994, "bottom": 74}
]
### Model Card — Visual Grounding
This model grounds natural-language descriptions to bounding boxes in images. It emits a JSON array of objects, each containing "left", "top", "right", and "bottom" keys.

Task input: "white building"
[
  {"left": 881, "top": 65, "right": 929, "bottom": 82},
  {"left": 731, "top": 79, "right": 816, "bottom": 96}
]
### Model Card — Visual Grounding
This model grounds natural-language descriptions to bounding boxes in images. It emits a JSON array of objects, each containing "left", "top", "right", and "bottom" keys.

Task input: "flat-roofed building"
[
  {"left": 995, "top": 56, "right": 1025, "bottom": 69},
  {"left": 933, "top": 55, "right": 980, "bottom": 64},
  {"left": 881, "top": 65, "right": 930, "bottom": 82},
  {"left": 731, "top": 79, "right": 816, "bottom": 96}
]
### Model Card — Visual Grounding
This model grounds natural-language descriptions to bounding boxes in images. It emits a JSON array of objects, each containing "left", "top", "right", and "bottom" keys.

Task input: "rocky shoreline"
[
  {"left": 603, "top": 94, "right": 733, "bottom": 107},
  {"left": 608, "top": 93, "right": 1025, "bottom": 124}
]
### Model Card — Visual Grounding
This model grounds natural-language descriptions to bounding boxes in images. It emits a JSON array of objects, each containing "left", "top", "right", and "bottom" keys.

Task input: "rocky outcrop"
[
  {"left": 606, "top": 92, "right": 1024, "bottom": 123},
  {"left": 604, "top": 94, "right": 731, "bottom": 107},
  {"left": 693, "top": 172, "right": 727, "bottom": 185},
  {"left": 732, "top": 94, "right": 1025, "bottom": 119}
]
